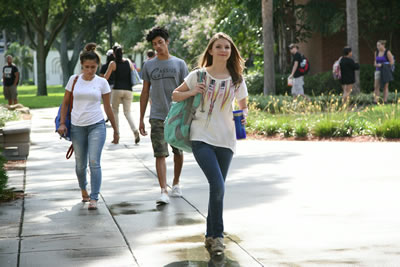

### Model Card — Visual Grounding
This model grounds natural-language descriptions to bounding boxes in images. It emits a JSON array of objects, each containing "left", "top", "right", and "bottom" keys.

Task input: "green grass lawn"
[{"left": 0, "top": 85, "right": 141, "bottom": 109}]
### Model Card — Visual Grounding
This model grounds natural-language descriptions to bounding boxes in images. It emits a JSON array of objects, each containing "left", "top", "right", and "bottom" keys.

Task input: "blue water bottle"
[{"left": 233, "top": 110, "right": 246, "bottom": 139}]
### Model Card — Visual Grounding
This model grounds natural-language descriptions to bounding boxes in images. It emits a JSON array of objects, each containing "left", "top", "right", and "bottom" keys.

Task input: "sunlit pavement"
[{"left": 1, "top": 102, "right": 400, "bottom": 266}]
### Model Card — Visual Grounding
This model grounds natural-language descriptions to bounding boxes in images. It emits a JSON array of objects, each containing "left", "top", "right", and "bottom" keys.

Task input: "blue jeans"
[
  {"left": 71, "top": 120, "right": 106, "bottom": 201},
  {"left": 191, "top": 141, "right": 233, "bottom": 238}
]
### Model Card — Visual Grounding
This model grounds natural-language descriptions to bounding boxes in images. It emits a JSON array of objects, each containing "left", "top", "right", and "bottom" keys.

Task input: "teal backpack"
[{"left": 164, "top": 71, "right": 204, "bottom": 153}]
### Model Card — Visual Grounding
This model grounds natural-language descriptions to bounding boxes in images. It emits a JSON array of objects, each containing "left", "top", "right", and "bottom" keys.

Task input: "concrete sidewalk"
[{"left": 1, "top": 103, "right": 400, "bottom": 266}]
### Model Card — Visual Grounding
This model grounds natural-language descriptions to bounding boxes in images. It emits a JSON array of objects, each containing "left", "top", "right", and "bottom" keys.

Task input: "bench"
[{"left": 0, "top": 120, "right": 31, "bottom": 160}]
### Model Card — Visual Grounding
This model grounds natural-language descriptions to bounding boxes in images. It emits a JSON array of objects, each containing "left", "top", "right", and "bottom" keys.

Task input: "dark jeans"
[{"left": 191, "top": 141, "right": 233, "bottom": 238}]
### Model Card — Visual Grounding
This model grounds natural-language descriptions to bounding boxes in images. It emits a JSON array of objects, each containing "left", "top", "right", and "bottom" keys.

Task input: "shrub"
[
  {"left": 294, "top": 122, "right": 309, "bottom": 138},
  {"left": 313, "top": 120, "right": 340, "bottom": 137},
  {"left": 264, "top": 120, "right": 280, "bottom": 136},
  {"left": 0, "top": 153, "right": 8, "bottom": 199},
  {"left": 376, "top": 119, "right": 400, "bottom": 138},
  {"left": 245, "top": 62, "right": 399, "bottom": 97},
  {"left": 334, "top": 119, "right": 355, "bottom": 137},
  {"left": 304, "top": 71, "right": 342, "bottom": 96},
  {"left": 0, "top": 106, "right": 20, "bottom": 127},
  {"left": 279, "top": 122, "right": 294, "bottom": 137}
]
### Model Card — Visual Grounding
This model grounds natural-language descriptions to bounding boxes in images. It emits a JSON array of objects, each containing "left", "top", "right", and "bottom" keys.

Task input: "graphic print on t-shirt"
[
  {"left": 150, "top": 67, "right": 177, "bottom": 80},
  {"left": 203, "top": 77, "right": 236, "bottom": 127},
  {"left": 3, "top": 67, "right": 12, "bottom": 78}
]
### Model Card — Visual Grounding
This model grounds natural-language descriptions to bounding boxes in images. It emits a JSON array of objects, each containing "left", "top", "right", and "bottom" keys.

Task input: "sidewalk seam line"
[
  {"left": 100, "top": 193, "right": 140, "bottom": 267},
  {"left": 17, "top": 166, "right": 27, "bottom": 267},
  {"left": 127, "top": 143, "right": 264, "bottom": 266}
]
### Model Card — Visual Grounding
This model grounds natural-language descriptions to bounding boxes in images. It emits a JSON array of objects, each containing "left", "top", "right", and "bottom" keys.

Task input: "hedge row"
[
  {"left": 249, "top": 92, "right": 400, "bottom": 114},
  {"left": 246, "top": 64, "right": 400, "bottom": 96},
  {"left": 247, "top": 117, "right": 400, "bottom": 139}
]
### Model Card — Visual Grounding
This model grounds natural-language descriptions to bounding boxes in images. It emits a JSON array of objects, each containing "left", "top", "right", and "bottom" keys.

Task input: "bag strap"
[
  {"left": 66, "top": 144, "right": 74, "bottom": 159},
  {"left": 68, "top": 75, "right": 79, "bottom": 122},
  {"left": 65, "top": 76, "right": 78, "bottom": 160},
  {"left": 69, "top": 75, "right": 79, "bottom": 111}
]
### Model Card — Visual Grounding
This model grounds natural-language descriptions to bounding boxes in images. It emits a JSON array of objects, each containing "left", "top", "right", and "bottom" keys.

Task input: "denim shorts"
[{"left": 149, "top": 119, "right": 182, "bottom": 157}]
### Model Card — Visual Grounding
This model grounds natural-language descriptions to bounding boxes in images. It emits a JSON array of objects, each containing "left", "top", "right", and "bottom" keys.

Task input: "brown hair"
[
  {"left": 80, "top": 42, "right": 101, "bottom": 65},
  {"left": 198, "top": 32, "right": 244, "bottom": 85},
  {"left": 378, "top": 40, "right": 387, "bottom": 47}
]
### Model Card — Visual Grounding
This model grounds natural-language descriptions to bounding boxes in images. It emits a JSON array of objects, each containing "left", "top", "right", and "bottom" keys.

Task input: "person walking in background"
[
  {"left": 57, "top": 43, "right": 119, "bottom": 210},
  {"left": 105, "top": 46, "right": 140, "bottom": 144},
  {"left": 2, "top": 55, "right": 19, "bottom": 105},
  {"left": 171, "top": 32, "right": 248, "bottom": 255},
  {"left": 339, "top": 46, "right": 360, "bottom": 103},
  {"left": 99, "top": 49, "right": 115, "bottom": 88},
  {"left": 288, "top": 44, "right": 306, "bottom": 99},
  {"left": 374, "top": 40, "right": 395, "bottom": 104},
  {"left": 139, "top": 27, "right": 189, "bottom": 205}
]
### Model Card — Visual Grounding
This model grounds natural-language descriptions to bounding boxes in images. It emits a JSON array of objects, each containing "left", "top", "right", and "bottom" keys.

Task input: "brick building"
[{"left": 295, "top": 0, "right": 399, "bottom": 74}]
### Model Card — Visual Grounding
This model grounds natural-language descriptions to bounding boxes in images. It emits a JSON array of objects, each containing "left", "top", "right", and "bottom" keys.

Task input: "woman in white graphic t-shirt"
[
  {"left": 172, "top": 32, "right": 248, "bottom": 255},
  {"left": 57, "top": 43, "right": 119, "bottom": 210}
]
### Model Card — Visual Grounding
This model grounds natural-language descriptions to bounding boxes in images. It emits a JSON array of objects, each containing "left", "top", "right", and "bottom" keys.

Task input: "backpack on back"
[
  {"left": 298, "top": 54, "right": 310, "bottom": 75},
  {"left": 332, "top": 57, "right": 342, "bottom": 80}
]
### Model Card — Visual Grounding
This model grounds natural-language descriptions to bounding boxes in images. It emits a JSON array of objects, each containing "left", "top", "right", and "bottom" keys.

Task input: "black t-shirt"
[
  {"left": 292, "top": 52, "right": 303, "bottom": 78},
  {"left": 100, "top": 63, "right": 115, "bottom": 86},
  {"left": 3, "top": 64, "right": 19, "bottom": 86},
  {"left": 114, "top": 60, "right": 132, "bottom": 90},
  {"left": 339, "top": 57, "right": 360, "bottom": 85}
]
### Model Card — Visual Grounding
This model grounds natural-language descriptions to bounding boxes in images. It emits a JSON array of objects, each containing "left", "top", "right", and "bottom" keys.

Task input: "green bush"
[
  {"left": 376, "top": 119, "right": 400, "bottom": 138},
  {"left": 0, "top": 153, "right": 8, "bottom": 198},
  {"left": 313, "top": 120, "right": 340, "bottom": 137},
  {"left": 304, "top": 71, "right": 342, "bottom": 96},
  {"left": 245, "top": 62, "right": 399, "bottom": 96},
  {"left": 245, "top": 71, "right": 290, "bottom": 95},
  {"left": 294, "top": 122, "right": 309, "bottom": 138},
  {"left": 0, "top": 106, "right": 20, "bottom": 127}
]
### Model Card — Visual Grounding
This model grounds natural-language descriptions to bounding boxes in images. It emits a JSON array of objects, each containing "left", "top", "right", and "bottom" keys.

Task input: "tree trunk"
[
  {"left": 36, "top": 35, "right": 47, "bottom": 96},
  {"left": 346, "top": 0, "right": 360, "bottom": 94},
  {"left": 262, "top": 0, "right": 275, "bottom": 95},
  {"left": 57, "top": 29, "right": 71, "bottom": 86},
  {"left": 107, "top": 0, "right": 113, "bottom": 48},
  {"left": 2, "top": 30, "right": 7, "bottom": 52}
]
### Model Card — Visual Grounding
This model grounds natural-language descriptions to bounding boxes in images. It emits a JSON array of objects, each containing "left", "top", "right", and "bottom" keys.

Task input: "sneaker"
[
  {"left": 211, "top": 237, "right": 225, "bottom": 254},
  {"left": 134, "top": 131, "right": 140, "bottom": 144},
  {"left": 88, "top": 200, "right": 98, "bottom": 210},
  {"left": 156, "top": 190, "right": 170, "bottom": 205},
  {"left": 205, "top": 237, "right": 214, "bottom": 249},
  {"left": 170, "top": 184, "right": 182, "bottom": 197}
]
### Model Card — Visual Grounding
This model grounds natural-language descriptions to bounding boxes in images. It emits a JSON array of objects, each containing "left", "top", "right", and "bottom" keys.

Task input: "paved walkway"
[{"left": 1, "top": 103, "right": 400, "bottom": 267}]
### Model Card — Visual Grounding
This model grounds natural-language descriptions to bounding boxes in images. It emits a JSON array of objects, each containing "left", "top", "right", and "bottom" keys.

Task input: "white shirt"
[
  {"left": 65, "top": 74, "right": 111, "bottom": 126},
  {"left": 185, "top": 69, "right": 248, "bottom": 153}
]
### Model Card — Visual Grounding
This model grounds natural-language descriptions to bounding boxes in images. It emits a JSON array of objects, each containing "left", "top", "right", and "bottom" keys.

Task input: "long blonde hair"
[{"left": 198, "top": 32, "right": 244, "bottom": 85}]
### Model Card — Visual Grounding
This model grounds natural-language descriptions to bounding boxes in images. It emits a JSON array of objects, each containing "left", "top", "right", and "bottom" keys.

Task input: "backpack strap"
[{"left": 384, "top": 49, "right": 389, "bottom": 61}]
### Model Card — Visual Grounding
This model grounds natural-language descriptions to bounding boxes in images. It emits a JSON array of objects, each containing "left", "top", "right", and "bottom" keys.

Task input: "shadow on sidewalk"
[{"left": 164, "top": 253, "right": 240, "bottom": 267}]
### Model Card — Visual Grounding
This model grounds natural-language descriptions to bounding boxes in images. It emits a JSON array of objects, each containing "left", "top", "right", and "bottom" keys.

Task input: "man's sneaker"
[
  {"left": 205, "top": 237, "right": 214, "bottom": 249},
  {"left": 156, "top": 190, "right": 170, "bottom": 205},
  {"left": 170, "top": 184, "right": 183, "bottom": 197},
  {"left": 211, "top": 237, "right": 225, "bottom": 254}
]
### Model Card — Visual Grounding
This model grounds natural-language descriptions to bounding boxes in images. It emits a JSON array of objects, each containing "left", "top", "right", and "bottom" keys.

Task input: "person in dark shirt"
[
  {"left": 2, "top": 55, "right": 19, "bottom": 105},
  {"left": 288, "top": 44, "right": 306, "bottom": 98},
  {"left": 99, "top": 49, "right": 115, "bottom": 88},
  {"left": 339, "top": 46, "right": 359, "bottom": 103},
  {"left": 104, "top": 46, "right": 140, "bottom": 144}
]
